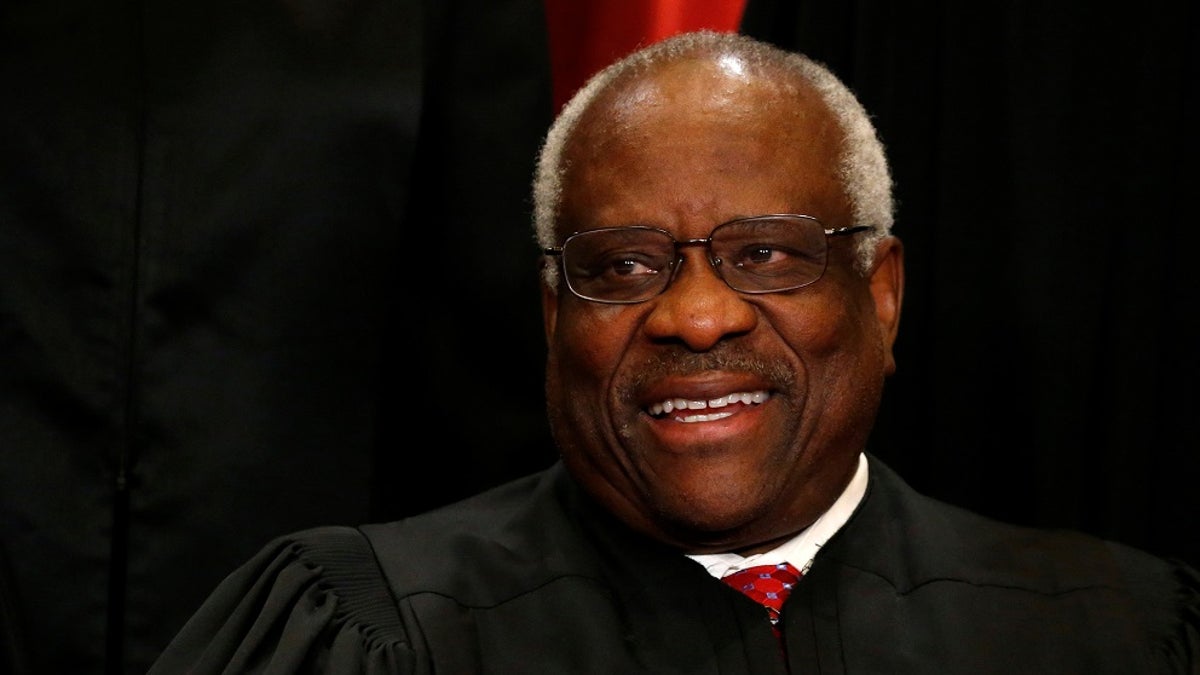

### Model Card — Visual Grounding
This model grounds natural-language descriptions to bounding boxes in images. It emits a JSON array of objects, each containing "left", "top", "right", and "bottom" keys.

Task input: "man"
[{"left": 149, "top": 31, "right": 1199, "bottom": 673}]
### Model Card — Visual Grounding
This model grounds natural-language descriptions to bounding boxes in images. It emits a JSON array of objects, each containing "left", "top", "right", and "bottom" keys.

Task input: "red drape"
[{"left": 543, "top": 0, "right": 747, "bottom": 111}]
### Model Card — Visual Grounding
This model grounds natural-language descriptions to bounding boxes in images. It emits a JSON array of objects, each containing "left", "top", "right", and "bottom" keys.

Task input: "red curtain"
[{"left": 544, "top": 0, "right": 747, "bottom": 111}]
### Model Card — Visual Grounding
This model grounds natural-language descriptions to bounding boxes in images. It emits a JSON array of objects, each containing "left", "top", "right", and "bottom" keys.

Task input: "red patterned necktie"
[{"left": 721, "top": 562, "right": 803, "bottom": 638}]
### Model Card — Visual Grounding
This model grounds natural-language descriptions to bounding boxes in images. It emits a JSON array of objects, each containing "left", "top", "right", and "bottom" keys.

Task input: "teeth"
[
  {"left": 647, "top": 390, "right": 770, "bottom": 419},
  {"left": 677, "top": 411, "right": 735, "bottom": 423}
]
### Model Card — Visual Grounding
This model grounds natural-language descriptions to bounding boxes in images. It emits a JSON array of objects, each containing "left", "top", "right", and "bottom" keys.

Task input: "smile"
[{"left": 647, "top": 391, "right": 771, "bottom": 423}]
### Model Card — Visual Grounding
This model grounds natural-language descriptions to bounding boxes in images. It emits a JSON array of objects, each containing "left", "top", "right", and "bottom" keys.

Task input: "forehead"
[{"left": 559, "top": 56, "right": 850, "bottom": 232}]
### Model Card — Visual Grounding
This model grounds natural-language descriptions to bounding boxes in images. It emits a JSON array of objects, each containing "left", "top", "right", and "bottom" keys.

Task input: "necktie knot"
[{"left": 721, "top": 562, "right": 802, "bottom": 627}]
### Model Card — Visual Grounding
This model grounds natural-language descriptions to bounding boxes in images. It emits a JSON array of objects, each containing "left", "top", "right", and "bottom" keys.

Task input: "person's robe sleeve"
[
  {"left": 1166, "top": 559, "right": 1200, "bottom": 672},
  {"left": 148, "top": 526, "right": 412, "bottom": 674}
]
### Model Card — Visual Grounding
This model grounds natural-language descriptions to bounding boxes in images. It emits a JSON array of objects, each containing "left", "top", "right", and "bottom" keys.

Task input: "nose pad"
[
  {"left": 708, "top": 254, "right": 725, "bottom": 277},
  {"left": 667, "top": 248, "right": 727, "bottom": 290},
  {"left": 666, "top": 238, "right": 727, "bottom": 289}
]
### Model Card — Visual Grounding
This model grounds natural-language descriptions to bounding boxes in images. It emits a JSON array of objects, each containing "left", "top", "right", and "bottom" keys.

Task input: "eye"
[
  {"left": 560, "top": 228, "right": 677, "bottom": 302},
  {"left": 740, "top": 244, "right": 787, "bottom": 267},
  {"left": 585, "top": 251, "right": 664, "bottom": 280},
  {"left": 564, "top": 229, "right": 674, "bottom": 282},
  {"left": 729, "top": 242, "right": 816, "bottom": 271}
]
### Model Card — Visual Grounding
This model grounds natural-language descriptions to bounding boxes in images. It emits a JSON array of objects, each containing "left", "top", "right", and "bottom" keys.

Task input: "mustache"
[{"left": 619, "top": 345, "right": 796, "bottom": 396}]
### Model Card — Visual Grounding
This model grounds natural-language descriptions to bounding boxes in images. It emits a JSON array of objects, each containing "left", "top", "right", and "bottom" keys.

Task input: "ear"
[
  {"left": 541, "top": 275, "right": 560, "bottom": 344},
  {"left": 868, "top": 236, "right": 904, "bottom": 375}
]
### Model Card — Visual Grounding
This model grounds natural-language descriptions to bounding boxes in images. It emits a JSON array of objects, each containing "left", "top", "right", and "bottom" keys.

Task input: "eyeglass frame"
[{"left": 542, "top": 213, "right": 874, "bottom": 304}]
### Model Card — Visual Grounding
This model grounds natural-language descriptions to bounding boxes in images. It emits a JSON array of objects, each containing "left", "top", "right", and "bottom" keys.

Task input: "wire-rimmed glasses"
[{"left": 542, "top": 214, "right": 873, "bottom": 304}]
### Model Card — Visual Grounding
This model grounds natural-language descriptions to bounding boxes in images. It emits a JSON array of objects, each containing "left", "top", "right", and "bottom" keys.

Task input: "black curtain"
[
  {"left": 0, "top": 1, "right": 553, "bottom": 673},
  {"left": 742, "top": 0, "right": 1200, "bottom": 568}
]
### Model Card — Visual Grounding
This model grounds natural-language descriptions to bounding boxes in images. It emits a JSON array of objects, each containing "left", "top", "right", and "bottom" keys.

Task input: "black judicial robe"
[{"left": 149, "top": 455, "right": 1200, "bottom": 673}]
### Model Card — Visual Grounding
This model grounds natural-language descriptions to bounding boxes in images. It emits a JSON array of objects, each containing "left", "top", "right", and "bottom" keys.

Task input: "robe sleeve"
[
  {"left": 148, "top": 526, "right": 416, "bottom": 674},
  {"left": 1164, "top": 559, "right": 1200, "bottom": 673}
]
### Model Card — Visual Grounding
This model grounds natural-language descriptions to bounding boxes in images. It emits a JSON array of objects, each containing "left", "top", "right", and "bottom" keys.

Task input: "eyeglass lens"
[{"left": 560, "top": 215, "right": 831, "bottom": 303}]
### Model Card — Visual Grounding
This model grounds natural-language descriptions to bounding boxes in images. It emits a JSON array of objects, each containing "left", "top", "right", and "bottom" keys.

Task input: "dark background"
[
  {"left": 741, "top": 0, "right": 1200, "bottom": 572},
  {"left": 1, "top": 1, "right": 1196, "bottom": 673}
]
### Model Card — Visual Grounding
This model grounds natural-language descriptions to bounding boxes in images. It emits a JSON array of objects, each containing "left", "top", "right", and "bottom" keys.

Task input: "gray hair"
[{"left": 532, "top": 30, "right": 894, "bottom": 286}]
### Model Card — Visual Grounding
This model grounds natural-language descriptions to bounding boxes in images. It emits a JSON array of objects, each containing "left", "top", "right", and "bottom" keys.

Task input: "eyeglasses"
[{"left": 543, "top": 214, "right": 873, "bottom": 304}]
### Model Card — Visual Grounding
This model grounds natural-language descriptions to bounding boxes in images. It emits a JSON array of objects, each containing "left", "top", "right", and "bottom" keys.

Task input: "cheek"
[
  {"left": 550, "top": 303, "right": 633, "bottom": 384},
  {"left": 768, "top": 287, "right": 878, "bottom": 363},
  {"left": 773, "top": 301, "right": 848, "bottom": 357}
]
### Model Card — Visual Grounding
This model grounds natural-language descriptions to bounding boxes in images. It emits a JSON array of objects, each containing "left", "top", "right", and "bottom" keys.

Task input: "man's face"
[{"left": 542, "top": 59, "right": 903, "bottom": 554}]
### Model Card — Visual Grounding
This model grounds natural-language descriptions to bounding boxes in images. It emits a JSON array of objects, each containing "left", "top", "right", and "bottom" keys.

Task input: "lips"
[{"left": 647, "top": 390, "right": 771, "bottom": 422}]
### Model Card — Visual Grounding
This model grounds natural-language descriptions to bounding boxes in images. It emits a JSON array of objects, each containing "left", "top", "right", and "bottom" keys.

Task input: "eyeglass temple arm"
[{"left": 825, "top": 225, "right": 874, "bottom": 237}]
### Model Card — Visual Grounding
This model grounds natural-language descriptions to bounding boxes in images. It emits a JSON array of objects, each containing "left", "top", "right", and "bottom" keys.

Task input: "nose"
[{"left": 642, "top": 249, "right": 758, "bottom": 350}]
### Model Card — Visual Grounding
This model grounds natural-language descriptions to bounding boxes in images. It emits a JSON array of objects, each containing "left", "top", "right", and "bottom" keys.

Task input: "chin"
[{"left": 650, "top": 486, "right": 772, "bottom": 539}]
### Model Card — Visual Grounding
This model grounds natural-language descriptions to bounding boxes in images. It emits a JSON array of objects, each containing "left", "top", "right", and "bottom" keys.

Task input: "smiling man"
[
  {"left": 536, "top": 40, "right": 901, "bottom": 560},
  {"left": 150, "top": 31, "right": 1198, "bottom": 674}
]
